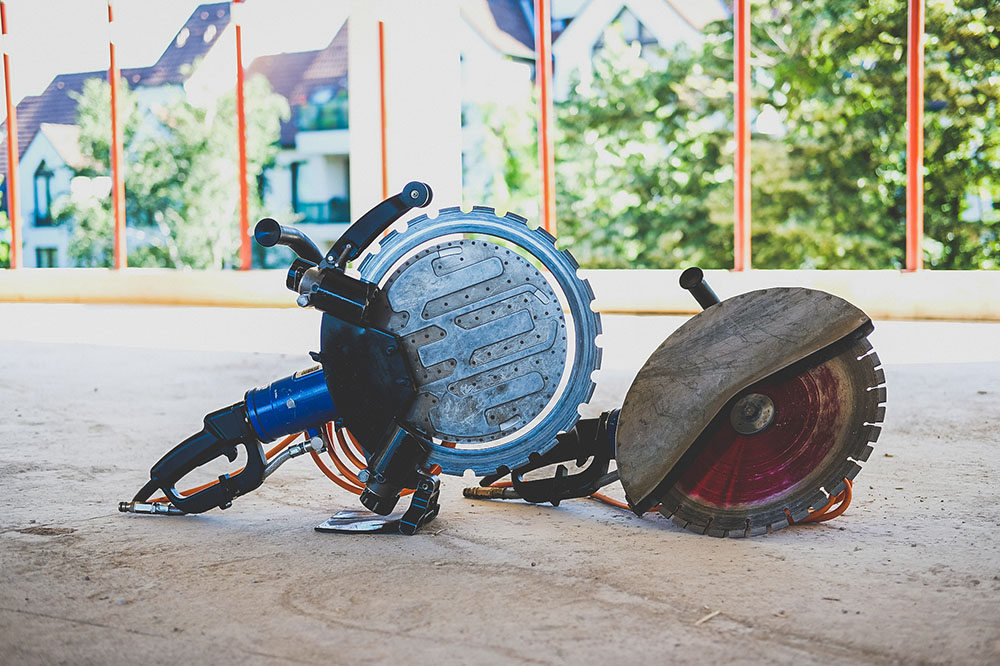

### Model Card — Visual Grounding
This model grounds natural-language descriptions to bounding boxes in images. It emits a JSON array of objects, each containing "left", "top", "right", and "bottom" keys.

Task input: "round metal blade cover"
[{"left": 359, "top": 207, "right": 602, "bottom": 476}]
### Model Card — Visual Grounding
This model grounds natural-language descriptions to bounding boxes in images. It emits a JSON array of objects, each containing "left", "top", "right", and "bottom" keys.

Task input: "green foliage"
[
  {"left": 463, "top": 98, "right": 541, "bottom": 220},
  {"left": 550, "top": 0, "right": 999, "bottom": 269},
  {"left": 56, "top": 75, "right": 289, "bottom": 268},
  {"left": 556, "top": 31, "right": 734, "bottom": 268},
  {"left": 0, "top": 183, "right": 8, "bottom": 267}
]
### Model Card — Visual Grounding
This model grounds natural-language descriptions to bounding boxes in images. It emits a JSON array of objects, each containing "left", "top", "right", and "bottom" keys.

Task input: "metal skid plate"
[{"left": 359, "top": 207, "right": 602, "bottom": 477}]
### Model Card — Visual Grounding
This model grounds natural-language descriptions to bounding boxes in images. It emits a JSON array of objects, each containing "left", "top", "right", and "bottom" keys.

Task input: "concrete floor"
[{"left": 1, "top": 303, "right": 998, "bottom": 665}]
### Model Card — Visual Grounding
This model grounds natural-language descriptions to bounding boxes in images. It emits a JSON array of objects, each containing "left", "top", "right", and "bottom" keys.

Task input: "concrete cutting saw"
[{"left": 121, "top": 182, "right": 885, "bottom": 537}]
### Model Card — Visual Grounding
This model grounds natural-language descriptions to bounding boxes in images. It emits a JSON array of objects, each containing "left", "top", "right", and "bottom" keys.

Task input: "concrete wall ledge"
[{"left": 0, "top": 268, "right": 997, "bottom": 321}]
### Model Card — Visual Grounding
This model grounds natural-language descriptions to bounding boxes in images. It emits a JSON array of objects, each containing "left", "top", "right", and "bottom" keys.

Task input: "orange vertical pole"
[
  {"left": 733, "top": 0, "right": 751, "bottom": 271},
  {"left": 108, "top": 0, "right": 127, "bottom": 269},
  {"left": 234, "top": 0, "right": 250, "bottom": 270},
  {"left": 534, "top": 0, "right": 556, "bottom": 236},
  {"left": 905, "top": 0, "right": 924, "bottom": 271},
  {"left": 378, "top": 20, "right": 388, "bottom": 200},
  {"left": 1, "top": 1, "right": 21, "bottom": 269}
]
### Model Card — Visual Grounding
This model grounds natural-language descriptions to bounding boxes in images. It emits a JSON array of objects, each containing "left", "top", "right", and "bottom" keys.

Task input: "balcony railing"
[
  {"left": 297, "top": 97, "right": 349, "bottom": 132},
  {"left": 296, "top": 197, "right": 350, "bottom": 224}
]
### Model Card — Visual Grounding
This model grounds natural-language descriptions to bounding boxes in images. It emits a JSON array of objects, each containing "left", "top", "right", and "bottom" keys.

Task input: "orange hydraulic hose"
[
  {"left": 309, "top": 448, "right": 364, "bottom": 494},
  {"left": 333, "top": 423, "right": 367, "bottom": 470},
  {"left": 798, "top": 479, "right": 853, "bottom": 523},
  {"left": 326, "top": 432, "right": 364, "bottom": 487}
]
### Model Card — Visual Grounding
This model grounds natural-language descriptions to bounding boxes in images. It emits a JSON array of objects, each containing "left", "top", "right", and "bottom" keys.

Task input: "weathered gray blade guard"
[{"left": 615, "top": 287, "right": 872, "bottom": 512}]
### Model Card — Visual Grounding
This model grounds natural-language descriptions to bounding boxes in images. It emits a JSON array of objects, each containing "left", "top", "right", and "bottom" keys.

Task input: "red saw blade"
[{"left": 658, "top": 337, "right": 886, "bottom": 537}]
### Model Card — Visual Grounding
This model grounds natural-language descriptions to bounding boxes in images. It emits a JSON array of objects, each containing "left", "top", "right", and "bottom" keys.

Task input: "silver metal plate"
[
  {"left": 368, "top": 239, "right": 568, "bottom": 444},
  {"left": 315, "top": 509, "right": 403, "bottom": 534},
  {"left": 358, "top": 207, "right": 602, "bottom": 476}
]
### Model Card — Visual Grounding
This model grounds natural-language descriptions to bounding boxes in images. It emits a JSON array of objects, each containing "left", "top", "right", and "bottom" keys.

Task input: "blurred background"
[{"left": 0, "top": 0, "right": 995, "bottom": 272}]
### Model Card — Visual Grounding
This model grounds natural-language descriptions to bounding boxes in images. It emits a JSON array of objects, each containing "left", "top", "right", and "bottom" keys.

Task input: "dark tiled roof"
[
  {"left": 135, "top": 2, "right": 230, "bottom": 86},
  {"left": 0, "top": 3, "right": 231, "bottom": 176},
  {"left": 462, "top": 0, "right": 535, "bottom": 59},
  {"left": 247, "top": 21, "right": 349, "bottom": 147}
]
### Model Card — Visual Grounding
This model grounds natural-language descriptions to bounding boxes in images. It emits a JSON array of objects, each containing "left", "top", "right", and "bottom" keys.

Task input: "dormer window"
[{"left": 34, "top": 161, "right": 53, "bottom": 226}]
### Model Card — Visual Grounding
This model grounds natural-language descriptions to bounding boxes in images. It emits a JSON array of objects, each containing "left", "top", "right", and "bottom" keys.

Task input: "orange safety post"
[
  {"left": 905, "top": 0, "right": 924, "bottom": 271},
  {"left": 107, "top": 0, "right": 127, "bottom": 269},
  {"left": 234, "top": 0, "right": 251, "bottom": 270},
  {"left": 378, "top": 20, "right": 388, "bottom": 200},
  {"left": 1, "top": 1, "right": 21, "bottom": 268},
  {"left": 733, "top": 0, "right": 751, "bottom": 271},
  {"left": 534, "top": 0, "right": 556, "bottom": 237}
]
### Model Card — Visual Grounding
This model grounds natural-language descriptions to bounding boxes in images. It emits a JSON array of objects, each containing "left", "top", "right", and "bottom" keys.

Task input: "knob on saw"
[{"left": 615, "top": 277, "right": 886, "bottom": 537}]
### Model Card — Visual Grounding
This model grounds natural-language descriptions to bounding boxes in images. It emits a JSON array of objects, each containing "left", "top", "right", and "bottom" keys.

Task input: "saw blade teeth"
[
  {"left": 560, "top": 248, "right": 580, "bottom": 270},
  {"left": 472, "top": 205, "right": 496, "bottom": 215},
  {"left": 438, "top": 205, "right": 462, "bottom": 216},
  {"left": 671, "top": 515, "right": 690, "bottom": 531},
  {"left": 872, "top": 367, "right": 886, "bottom": 386},
  {"left": 870, "top": 405, "right": 887, "bottom": 423},
  {"left": 504, "top": 211, "right": 528, "bottom": 224},
  {"left": 706, "top": 524, "right": 730, "bottom": 538},
  {"left": 380, "top": 228, "right": 401, "bottom": 247},
  {"left": 854, "top": 337, "right": 874, "bottom": 355},
  {"left": 534, "top": 226, "right": 557, "bottom": 244},
  {"left": 869, "top": 386, "right": 887, "bottom": 404}
]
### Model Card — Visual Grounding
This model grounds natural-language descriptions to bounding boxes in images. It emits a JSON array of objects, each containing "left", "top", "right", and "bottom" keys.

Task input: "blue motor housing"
[{"left": 245, "top": 367, "right": 339, "bottom": 443}]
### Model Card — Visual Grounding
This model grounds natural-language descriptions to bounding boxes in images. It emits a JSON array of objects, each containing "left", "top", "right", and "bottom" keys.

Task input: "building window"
[
  {"left": 34, "top": 161, "right": 54, "bottom": 226},
  {"left": 35, "top": 247, "right": 58, "bottom": 268}
]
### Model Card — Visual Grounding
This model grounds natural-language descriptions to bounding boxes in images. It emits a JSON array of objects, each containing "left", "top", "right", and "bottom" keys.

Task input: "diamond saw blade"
[
  {"left": 659, "top": 337, "right": 886, "bottom": 537},
  {"left": 358, "top": 206, "right": 602, "bottom": 477}
]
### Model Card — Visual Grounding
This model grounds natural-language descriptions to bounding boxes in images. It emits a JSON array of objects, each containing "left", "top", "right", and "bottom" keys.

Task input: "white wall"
[{"left": 348, "top": 0, "right": 463, "bottom": 220}]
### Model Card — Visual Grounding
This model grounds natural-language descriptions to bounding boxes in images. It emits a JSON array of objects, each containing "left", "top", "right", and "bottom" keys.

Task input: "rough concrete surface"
[{"left": 1, "top": 303, "right": 998, "bottom": 665}]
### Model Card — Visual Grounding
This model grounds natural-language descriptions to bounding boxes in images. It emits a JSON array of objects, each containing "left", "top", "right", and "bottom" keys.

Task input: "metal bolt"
[
  {"left": 730, "top": 393, "right": 775, "bottom": 435},
  {"left": 296, "top": 294, "right": 311, "bottom": 307},
  {"left": 357, "top": 469, "right": 370, "bottom": 483},
  {"left": 385, "top": 345, "right": 396, "bottom": 355},
  {"left": 410, "top": 189, "right": 419, "bottom": 199}
]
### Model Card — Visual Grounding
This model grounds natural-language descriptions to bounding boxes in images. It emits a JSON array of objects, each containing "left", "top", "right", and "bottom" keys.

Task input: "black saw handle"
[
  {"left": 325, "top": 181, "right": 432, "bottom": 267},
  {"left": 137, "top": 402, "right": 267, "bottom": 514},
  {"left": 254, "top": 218, "right": 324, "bottom": 264}
]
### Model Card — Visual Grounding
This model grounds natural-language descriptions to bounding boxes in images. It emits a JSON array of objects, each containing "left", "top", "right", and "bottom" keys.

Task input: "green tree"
[
  {"left": 463, "top": 98, "right": 541, "bottom": 220},
  {"left": 0, "top": 193, "right": 8, "bottom": 268},
  {"left": 552, "top": 0, "right": 998, "bottom": 269},
  {"left": 556, "top": 30, "right": 734, "bottom": 268},
  {"left": 56, "top": 75, "right": 288, "bottom": 268}
]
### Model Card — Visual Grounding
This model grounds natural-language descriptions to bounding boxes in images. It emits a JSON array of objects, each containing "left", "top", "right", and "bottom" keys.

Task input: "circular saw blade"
[
  {"left": 358, "top": 206, "right": 602, "bottom": 477},
  {"left": 659, "top": 337, "right": 886, "bottom": 537}
]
